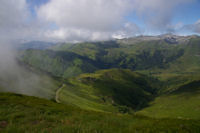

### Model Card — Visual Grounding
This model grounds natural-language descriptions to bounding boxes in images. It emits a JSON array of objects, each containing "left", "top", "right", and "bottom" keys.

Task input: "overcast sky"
[{"left": 1, "top": 0, "right": 200, "bottom": 42}]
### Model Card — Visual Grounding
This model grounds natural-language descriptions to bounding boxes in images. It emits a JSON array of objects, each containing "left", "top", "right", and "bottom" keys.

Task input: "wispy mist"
[{"left": 0, "top": 0, "right": 57, "bottom": 98}]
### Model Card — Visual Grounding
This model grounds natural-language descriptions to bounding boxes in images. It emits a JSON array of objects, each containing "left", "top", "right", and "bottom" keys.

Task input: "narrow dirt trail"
[{"left": 55, "top": 84, "right": 65, "bottom": 103}]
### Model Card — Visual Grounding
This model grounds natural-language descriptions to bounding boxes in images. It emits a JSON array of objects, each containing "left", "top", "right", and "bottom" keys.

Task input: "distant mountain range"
[
  {"left": 18, "top": 34, "right": 200, "bottom": 50},
  {"left": 118, "top": 34, "right": 199, "bottom": 44},
  {"left": 18, "top": 41, "right": 56, "bottom": 50}
]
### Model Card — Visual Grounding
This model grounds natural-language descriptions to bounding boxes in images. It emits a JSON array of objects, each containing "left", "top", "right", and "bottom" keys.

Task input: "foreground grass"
[{"left": 1, "top": 92, "right": 200, "bottom": 133}]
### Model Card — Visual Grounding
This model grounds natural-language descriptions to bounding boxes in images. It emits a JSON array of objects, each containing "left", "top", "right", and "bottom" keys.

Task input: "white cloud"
[
  {"left": 45, "top": 28, "right": 115, "bottom": 42},
  {"left": 37, "top": 0, "right": 132, "bottom": 31},
  {"left": 36, "top": 0, "right": 196, "bottom": 41},
  {"left": 195, "top": 19, "right": 200, "bottom": 33},
  {"left": 0, "top": 0, "right": 197, "bottom": 42},
  {"left": 37, "top": 0, "right": 139, "bottom": 41},
  {"left": 0, "top": 0, "right": 55, "bottom": 42},
  {"left": 0, "top": 0, "right": 28, "bottom": 27},
  {"left": 0, "top": 0, "right": 29, "bottom": 40},
  {"left": 132, "top": 0, "right": 195, "bottom": 31},
  {"left": 113, "top": 22, "right": 142, "bottom": 39},
  {"left": 43, "top": 23, "right": 142, "bottom": 42},
  {"left": 196, "top": 19, "right": 200, "bottom": 24},
  {"left": 181, "top": 19, "right": 200, "bottom": 34}
]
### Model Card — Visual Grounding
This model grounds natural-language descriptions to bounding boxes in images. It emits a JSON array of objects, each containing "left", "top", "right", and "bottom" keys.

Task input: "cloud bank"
[
  {"left": 0, "top": 0, "right": 28, "bottom": 40},
  {"left": 0, "top": 0, "right": 199, "bottom": 42},
  {"left": 182, "top": 20, "right": 200, "bottom": 34},
  {"left": 0, "top": 0, "right": 56, "bottom": 98},
  {"left": 36, "top": 0, "right": 197, "bottom": 41},
  {"left": 37, "top": 0, "right": 135, "bottom": 41},
  {"left": 132, "top": 0, "right": 194, "bottom": 31}
]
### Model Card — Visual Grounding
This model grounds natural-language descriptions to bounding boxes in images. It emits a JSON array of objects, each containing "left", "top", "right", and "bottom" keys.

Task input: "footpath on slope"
[{"left": 55, "top": 84, "right": 66, "bottom": 103}]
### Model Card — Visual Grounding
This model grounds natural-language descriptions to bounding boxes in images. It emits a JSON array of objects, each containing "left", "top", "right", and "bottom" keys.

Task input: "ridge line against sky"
[{"left": 0, "top": 0, "right": 200, "bottom": 42}]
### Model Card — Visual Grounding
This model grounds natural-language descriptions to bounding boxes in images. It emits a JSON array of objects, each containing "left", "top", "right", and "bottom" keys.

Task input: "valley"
[
  {"left": 1, "top": 35, "right": 200, "bottom": 132},
  {"left": 1, "top": 0, "right": 200, "bottom": 132}
]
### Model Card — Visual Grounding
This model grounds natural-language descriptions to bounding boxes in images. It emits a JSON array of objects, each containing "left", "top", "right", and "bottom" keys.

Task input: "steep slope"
[
  {"left": 51, "top": 39, "right": 185, "bottom": 70},
  {"left": 136, "top": 38, "right": 200, "bottom": 119},
  {"left": 1, "top": 92, "right": 200, "bottom": 133},
  {"left": 137, "top": 79, "right": 200, "bottom": 119},
  {"left": 166, "top": 37, "right": 200, "bottom": 73},
  {"left": 19, "top": 49, "right": 98, "bottom": 78},
  {"left": 57, "top": 69, "right": 158, "bottom": 112}
]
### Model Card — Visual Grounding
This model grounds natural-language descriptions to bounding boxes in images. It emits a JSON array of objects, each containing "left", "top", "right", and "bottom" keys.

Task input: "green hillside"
[
  {"left": 19, "top": 49, "right": 98, "bottom": 78},
  {"left": 137, "top": 80, "right": 200, "bottom": 119},
  {"left": 17, "top": 36, "right": 200, "bottom": 115},
  {"left": 23, "top": 36, "right": 199, "bottom": 78},
  {"left": 57, "top": 69, "right": 158, "bottom": 112},
  {"left": 1, "top": 92, "right": 200, "bottom": 133},
  {"left": 51, "top": 40, "right": 185, "bottom": 70}
]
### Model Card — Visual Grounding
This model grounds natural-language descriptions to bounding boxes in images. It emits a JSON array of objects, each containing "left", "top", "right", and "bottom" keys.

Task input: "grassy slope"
[
  {"left": 15, "top": 37, "right": 200, "bottom": 122},
  {"left": 1, "top": 92, "right": 200, "bottom": 133},
  {"left": 133, "top": 38, "right": 200, "bottom": 119},
  {"left": 58, "top": 69, "right": 158, "bottom": 112},
  {"left": 22, "top": 38, "right": 200, "bottom": 80},
  {"left": 51, "top": 40, "right": 185, "bottom": 70},
  {"left": 19, "top": 49, "right": 98, "bottom": 78},
  {"left": 143, "top": 38, "right": 200, "bottom": 82},
  {"left": 137, "top": 80, "right": 200, "bottom": 119}
]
